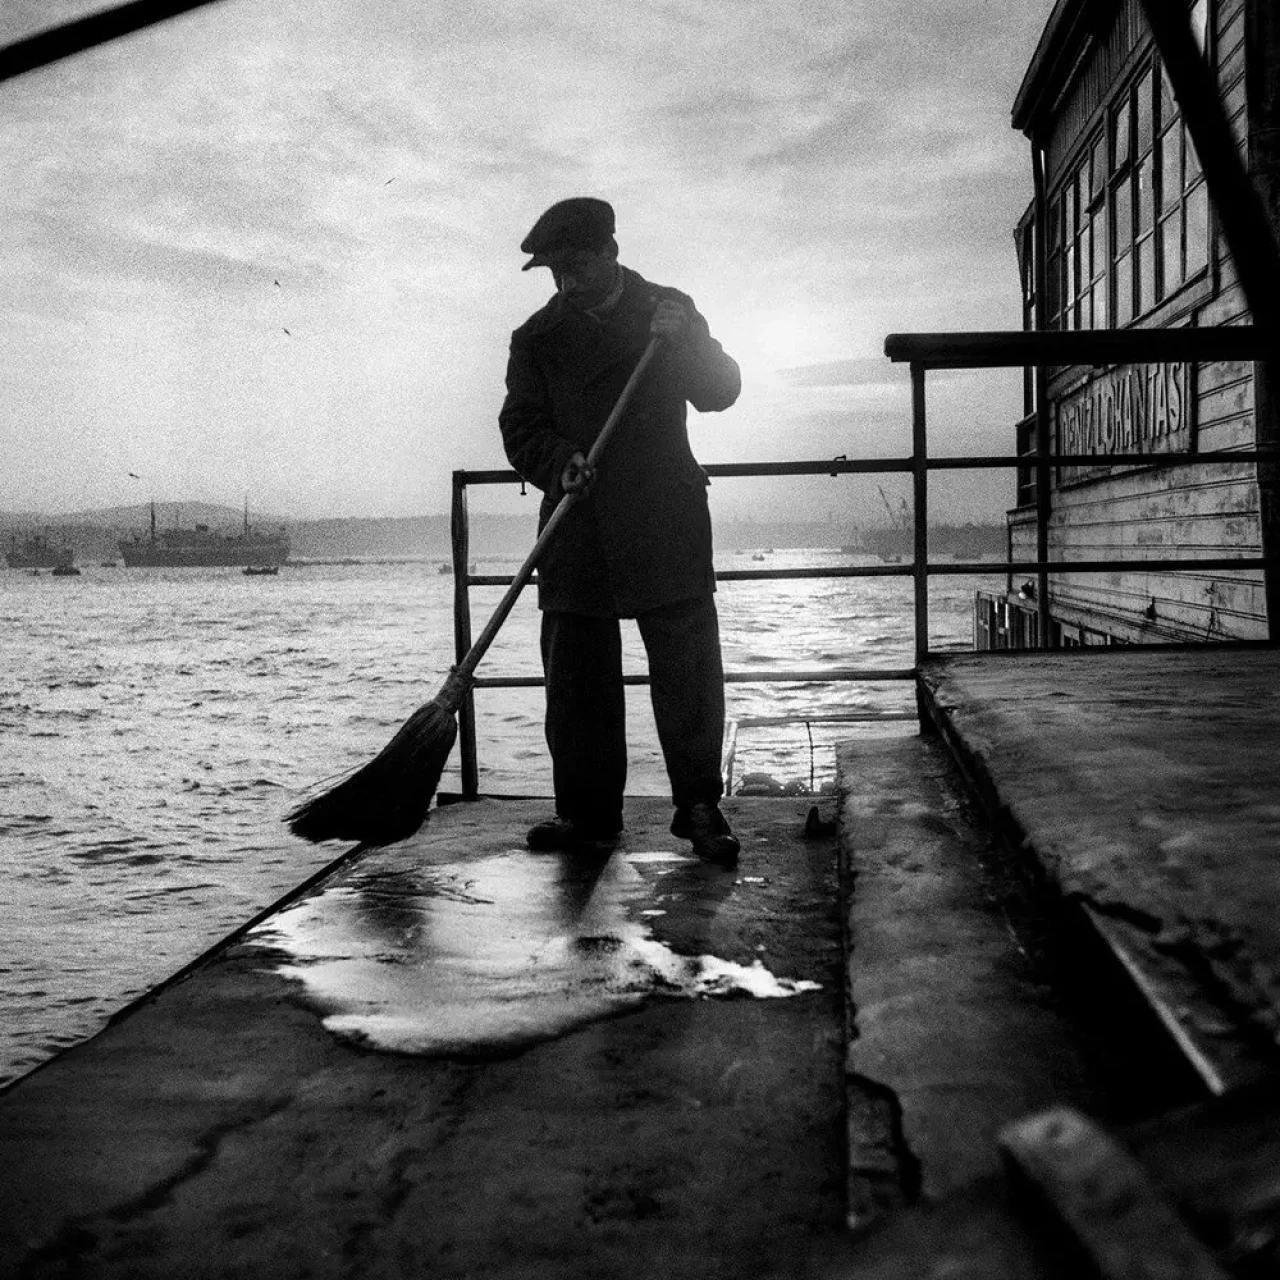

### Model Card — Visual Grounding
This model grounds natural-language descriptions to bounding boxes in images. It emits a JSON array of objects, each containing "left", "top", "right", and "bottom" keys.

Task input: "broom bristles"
[{"left": 286, "top": 698, "right": 459, "bottom": 846}]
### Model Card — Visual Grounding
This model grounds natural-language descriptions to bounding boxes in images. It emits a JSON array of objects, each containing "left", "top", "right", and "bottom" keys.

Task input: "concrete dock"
[
  {"left": 3, "top": 644, "right": 1280, "bottom": 1277},
  {"left": 917, "top": 644, "right": 1280, "bottom": 1096}
]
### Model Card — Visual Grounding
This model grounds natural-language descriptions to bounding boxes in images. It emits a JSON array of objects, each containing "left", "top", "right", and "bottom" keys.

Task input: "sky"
[{"left": 1, "top": 0, "right": 1051, "bottom": 526}]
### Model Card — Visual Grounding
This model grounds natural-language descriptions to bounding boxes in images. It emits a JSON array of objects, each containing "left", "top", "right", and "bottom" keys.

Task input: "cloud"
[
  {"left": 0, "top": 0, "right": 1052, "bottom": 517},
  {"left": 775, "top": 358, "right": 904, "bottom": 389}
]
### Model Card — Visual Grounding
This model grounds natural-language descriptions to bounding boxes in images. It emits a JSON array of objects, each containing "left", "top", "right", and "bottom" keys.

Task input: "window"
[
  {"left": 1016, "top": 210, "right": 1037, "bottom": 411},
  {"left": 1049, "top": 51, "right": 1210, "bottom": 332},
  {"left": 1191, "top": 0, "right": 1208, "bottom": 53}
]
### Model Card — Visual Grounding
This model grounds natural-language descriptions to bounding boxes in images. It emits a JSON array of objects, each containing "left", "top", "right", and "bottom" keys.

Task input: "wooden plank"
[
  {"left": 883, "top": 328, "right": 1269, "bottom": 370},
  {"left": 999, "top": 1107, "right": 1231, "bottom": 1279},
  {"left": 1045, "top": 597, "right": 1266, "bottom": 645},
  {"left": 1197, "top": 281, "right": 1250, "bottom": 328},
  {"left": 1043, "top": 513, "right": 1260, "bottom": 552},
  {"left": 1007, "top": 500, "right": 1269, "bottom": 641},
  {"left": 1046, "top": 503, "right": 1261, "bottom": 547},
  {"left": 1196, "top": 376, "right": 1254, "bottom": 428},
  {"left": 1195, "top": 358, "right": 1254, "bottom": 394}
]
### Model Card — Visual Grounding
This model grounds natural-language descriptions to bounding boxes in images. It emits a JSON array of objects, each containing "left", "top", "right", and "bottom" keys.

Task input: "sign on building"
[{"left": 1056, "top": 362, "right": 1193, "bottom": 482}]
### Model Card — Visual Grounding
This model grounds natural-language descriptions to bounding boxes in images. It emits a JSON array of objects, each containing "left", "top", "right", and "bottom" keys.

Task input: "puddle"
[{"left": 250, "top": 848, "right": 820, "bottom": 1058}]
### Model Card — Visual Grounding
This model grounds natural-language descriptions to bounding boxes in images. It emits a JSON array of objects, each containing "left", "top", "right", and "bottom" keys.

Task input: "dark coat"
[{"left": 499, "top": 267, "right": 741, "bottom": 617}]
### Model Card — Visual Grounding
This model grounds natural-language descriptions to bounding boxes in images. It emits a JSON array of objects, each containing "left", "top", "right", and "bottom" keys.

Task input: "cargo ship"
[
  {"left": 118, "top": 502, "right": 289, "bottom": 568},
  {"left": 5, "top": 532, "right": 73, "bottom": 570}
]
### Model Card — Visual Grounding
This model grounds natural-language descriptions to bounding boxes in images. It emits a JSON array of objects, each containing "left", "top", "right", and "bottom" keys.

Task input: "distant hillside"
[
  {"left": 62, "top": 501, "right": 262, "bottom": 531},
  {"left": 2, "top": 504, "right": 1008, "bottom": 563},
  {"left": 289, "top": 515, "right": 537, "bottom": 562}
]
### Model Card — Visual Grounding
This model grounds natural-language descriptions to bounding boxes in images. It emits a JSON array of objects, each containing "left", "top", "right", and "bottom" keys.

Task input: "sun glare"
[
  {"left": 716, "top": 308, "right": 822, "bottom": 384},
  {"left": 755, "top": 312, "right": 812, "bottom": 371}
]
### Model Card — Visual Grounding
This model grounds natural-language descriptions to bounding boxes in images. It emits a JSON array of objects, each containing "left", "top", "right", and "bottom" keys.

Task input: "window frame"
[{"left": 1044, "top": 16, "right": 1214, "bottom": 335}]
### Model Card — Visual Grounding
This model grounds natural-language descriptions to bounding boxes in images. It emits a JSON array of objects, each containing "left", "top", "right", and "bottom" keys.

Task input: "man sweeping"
[{"left": 499, "top": 197, "right": 742, "bottom": 864}]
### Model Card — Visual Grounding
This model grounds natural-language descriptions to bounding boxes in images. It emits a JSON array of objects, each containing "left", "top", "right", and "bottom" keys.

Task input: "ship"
[
  {"left": 5, "top": 531, "right": 73, "bottom": 570},
  {"left": 118, "top": 501, "right": 289, "bottom": 568}
]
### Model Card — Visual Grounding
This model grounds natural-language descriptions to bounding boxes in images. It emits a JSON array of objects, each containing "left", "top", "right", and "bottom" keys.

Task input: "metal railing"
[
  {"left": 448, "top": 461, "right": 921, "bottom": 798},
  {"left": 885, "top": 327, "right": 1276, "bottom": 648},
  {"left": 449, "top": 325, "right": 1274, "bottom": 797}
]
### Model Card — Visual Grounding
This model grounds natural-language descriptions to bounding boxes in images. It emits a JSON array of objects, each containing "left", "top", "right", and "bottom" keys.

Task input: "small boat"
[
  {"left": 51, "top": 565, "right": 82, "bottom": 577},
  {"left": 7, "top": 531, "right": 73, "bottom": 570},
  {"left": 243, "top": 565, "right": 279, "bottom": 576}
]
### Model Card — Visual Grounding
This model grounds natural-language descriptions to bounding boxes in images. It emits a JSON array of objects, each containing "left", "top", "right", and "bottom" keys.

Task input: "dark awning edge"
[{"left": 0, "top": 0, "right": 222, "bottom": 84}]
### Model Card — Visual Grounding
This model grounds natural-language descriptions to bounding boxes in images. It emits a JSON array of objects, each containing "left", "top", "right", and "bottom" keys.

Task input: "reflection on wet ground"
[{"left": 251, "top": 846, "right": 820, "bottom": 1057}]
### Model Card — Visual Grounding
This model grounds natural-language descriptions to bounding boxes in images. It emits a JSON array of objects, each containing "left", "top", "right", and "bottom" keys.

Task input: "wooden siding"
[
  {"left": 1011, "top": 487, "right": 1265, "bottom": 643},
  {"left": 1023, "top": 0, "right": 1268, "bottom": 643}
]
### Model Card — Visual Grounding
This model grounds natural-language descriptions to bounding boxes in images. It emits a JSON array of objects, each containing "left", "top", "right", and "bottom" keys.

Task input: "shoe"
[
  {"left": 671, "top": 802, "right": 740, "bottom": 867},
  {"left": 526, "top": 815, "right": 621, "bottom": 852}
]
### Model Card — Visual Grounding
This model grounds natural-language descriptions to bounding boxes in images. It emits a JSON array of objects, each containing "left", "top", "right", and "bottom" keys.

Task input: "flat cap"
[{"left": 520, "top": 197, "right": 615, "bottom": 270}]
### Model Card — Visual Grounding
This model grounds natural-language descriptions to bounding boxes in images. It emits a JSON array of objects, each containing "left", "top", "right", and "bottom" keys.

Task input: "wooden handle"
[{"left": 446, "top": 337, "right": 663, "bottom": 695}]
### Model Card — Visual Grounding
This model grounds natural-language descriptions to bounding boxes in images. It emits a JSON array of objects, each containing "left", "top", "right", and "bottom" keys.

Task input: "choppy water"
[{"left": 1, "top": 551, "right": 998, "bottom": 1086}]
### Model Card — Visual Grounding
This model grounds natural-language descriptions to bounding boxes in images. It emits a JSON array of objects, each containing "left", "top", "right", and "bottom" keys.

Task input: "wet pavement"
[
  {"left": 0, "top": 797, "right": 850, "bottom": 1279},
  {"left": 253, "top": 842, "right": 818, "bottom": 1060}
]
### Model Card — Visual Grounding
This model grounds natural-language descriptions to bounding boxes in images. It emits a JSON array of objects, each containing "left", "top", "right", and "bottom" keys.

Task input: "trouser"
[{"left": 540, "top": 594, "right": 726, "bottom": 827}]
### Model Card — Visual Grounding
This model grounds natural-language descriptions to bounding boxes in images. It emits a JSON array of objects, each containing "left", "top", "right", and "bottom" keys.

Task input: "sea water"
[{"left": 0, "top": 551, "right": 999, "bottom": 1086}]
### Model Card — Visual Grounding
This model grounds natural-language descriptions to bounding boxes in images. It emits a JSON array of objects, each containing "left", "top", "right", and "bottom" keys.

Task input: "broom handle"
[{"left": 445, "top": 336, "right": 663, "bottom": 697}]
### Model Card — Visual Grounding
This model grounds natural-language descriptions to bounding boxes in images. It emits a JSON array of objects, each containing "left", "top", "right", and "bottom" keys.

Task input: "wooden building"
[{"left": 993, "top": 0, "right": 1279, "bottom": 646}]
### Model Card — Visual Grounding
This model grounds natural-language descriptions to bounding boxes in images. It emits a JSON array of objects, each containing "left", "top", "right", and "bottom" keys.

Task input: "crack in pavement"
[{"left": 16, "top": 1094, "right": 296, "bottom": 1277}]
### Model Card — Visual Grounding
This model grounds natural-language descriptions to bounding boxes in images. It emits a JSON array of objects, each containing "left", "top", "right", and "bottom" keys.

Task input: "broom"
[{"left": 285, "top": 336, "right": 663, "bottom": 846}]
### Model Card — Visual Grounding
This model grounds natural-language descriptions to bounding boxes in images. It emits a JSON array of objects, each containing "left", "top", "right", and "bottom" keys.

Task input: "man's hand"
[
  {"left": 650, "top": 298, "right": 689, "bottom": 343},
  {"left": 560, "top": 451, "right": 595, "bottom": 496}
]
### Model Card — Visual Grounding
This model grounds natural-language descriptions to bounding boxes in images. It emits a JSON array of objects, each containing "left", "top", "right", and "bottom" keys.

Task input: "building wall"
[{"left": 1018, "top": 0, "right": 1268, "bottom": 643}]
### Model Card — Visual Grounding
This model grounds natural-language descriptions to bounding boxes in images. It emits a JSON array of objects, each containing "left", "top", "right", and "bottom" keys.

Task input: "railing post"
[
  {"left": 911, "top": 362, "right": 930, "bottom": 660},
  {"left": 1034, "top": 364, "right": 1053, "bottom": 647},
  {"left": 1031, "top": 140, "right": 1054, "bottom": 648},
  {"left": 450, "top": 471, "right": 479, "bottom": 799}
]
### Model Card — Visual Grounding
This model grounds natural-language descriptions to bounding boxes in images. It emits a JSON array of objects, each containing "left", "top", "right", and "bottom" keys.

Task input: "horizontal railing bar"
[
  {"left": 734, "top": 711, "right": 918, "bottom": 726},
  {"left": 455, "top": 459, "right": 916, "bottom": 486},
  {"left": 468, "top": 552, "right": 1269, "bottom": 586},
  {"left": 884, "top": 326, "right": 1268, "bottom": 368},
  {"left": 455, "top": 469, "right": 530, "bottom": 485},
  {"left": 713, "top": 565, "right": 912, "bottom": 581},
  {"left": 466, "top": 566, "right": 914, "bottom": 588},
  {"left": 931, "top": 450, "right": 1274, "bottom": 469},
  {"left": 454, "top": 449, "right": 1275, "bottom": 490},
  {"left": 467, "top": 556, "right": 1269, "bottom": 589},
  {"left": 934, "top": 556, "right": 1269, "bottom": 576},
  {"left": 704, "top": 459, "right": 908, "bottom": 477},
  {"left": 470, "top": 667, "right": 916, "bottom": 690}
]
